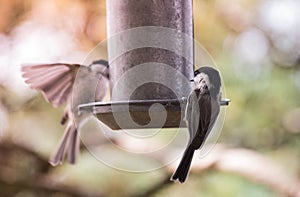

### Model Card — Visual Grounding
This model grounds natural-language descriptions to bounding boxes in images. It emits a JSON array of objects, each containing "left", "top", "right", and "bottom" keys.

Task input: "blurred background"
[{"left": 0, "top": 0, "right": 300, "bottom": 196}]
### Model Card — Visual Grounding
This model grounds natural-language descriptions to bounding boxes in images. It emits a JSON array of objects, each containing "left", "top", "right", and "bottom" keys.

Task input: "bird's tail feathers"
[
  {"left": 49, "top": 123, "right": 78, "bottom": 166},
  {"left": 171, "top": 146, "right": 195, "bottom": 183},
  {"left": 67, "top": 126, "right": 80, "bottom": 164}
]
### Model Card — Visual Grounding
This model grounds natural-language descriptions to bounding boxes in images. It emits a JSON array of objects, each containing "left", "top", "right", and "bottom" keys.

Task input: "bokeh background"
[{"left": 0, "top": 0, "right": 300, "bottom": 196}]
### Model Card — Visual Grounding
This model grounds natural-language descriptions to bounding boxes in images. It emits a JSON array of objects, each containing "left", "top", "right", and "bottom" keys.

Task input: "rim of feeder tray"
[
  {"left": 77, "top": 98, "right": 230, "bottom": 130},
  {"left": 78, "top": 98, "right": 231, "bottom": 112}
]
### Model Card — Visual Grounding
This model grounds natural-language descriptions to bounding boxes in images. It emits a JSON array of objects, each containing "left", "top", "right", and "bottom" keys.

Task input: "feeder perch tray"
[{"left": 78, "top": 98, "right": 230, "bottom": 130}]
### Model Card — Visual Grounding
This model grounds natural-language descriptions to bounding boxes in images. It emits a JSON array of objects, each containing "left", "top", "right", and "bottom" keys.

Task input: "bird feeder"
[{"left": 78, "top": 0, "right": 230, "bottom": 130}]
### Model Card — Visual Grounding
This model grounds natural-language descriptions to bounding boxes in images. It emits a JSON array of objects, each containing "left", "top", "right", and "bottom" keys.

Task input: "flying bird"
[{"left": 22, "top": 59, "right": 109, "bottom": 166}]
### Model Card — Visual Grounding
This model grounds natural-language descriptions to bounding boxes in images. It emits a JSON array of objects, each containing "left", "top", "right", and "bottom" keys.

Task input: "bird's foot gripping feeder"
[{"left": 78, "top": 98, "right": 230, "bottom": 130}]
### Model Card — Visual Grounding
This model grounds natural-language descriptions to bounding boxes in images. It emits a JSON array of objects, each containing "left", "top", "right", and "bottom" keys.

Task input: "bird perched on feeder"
[
  {"left": 22, "top": 59, "right": 109, "bottom": 166},
  {"left": 171, "top": 66, "right": 222, "bottom": 183}
]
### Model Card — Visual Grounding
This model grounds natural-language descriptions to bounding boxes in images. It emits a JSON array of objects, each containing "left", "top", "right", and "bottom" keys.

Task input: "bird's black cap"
[
  {"left": 194, "top": 66, "right": 221, "bottom": 87},
  {"left": 194, "top": 66, "right": 221, "bottom": 98},
  {"left": 90, "top": 59, "right": 109, "bottom": 67}
]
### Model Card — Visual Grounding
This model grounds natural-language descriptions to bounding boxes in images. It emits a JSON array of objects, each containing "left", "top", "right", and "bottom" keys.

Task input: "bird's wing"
[
  {"left": 199, "top": 96, "right": 213, "bottom": 139},
  {"left": 185, "top": 91, "right": 200, "bottom": 145},
  {"left": 188, "top": 92, "right": 214, "bottom": 149},
  {"left": 22, "top": 63, "right": 81, "bottom": 107},
  {"left": 206, "top": 98, "right": 220, "bottom": 137}
]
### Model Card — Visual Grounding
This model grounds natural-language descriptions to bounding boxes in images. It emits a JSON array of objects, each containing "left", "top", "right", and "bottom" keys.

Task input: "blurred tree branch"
[
  {"left": 0, "top": 141, "right": 50, "bottom": 173},
  {"left": 211, "top": 147, "right": 300, "bottom": 197},
  {"left": 0, "top": 141, "right": 106, "bottom": 197},
  {"left": 0, "top": 172, "right": 108, "bottom": 197},
  {"left": 134, "top": 145, "right": 300, "bottom": 197}
]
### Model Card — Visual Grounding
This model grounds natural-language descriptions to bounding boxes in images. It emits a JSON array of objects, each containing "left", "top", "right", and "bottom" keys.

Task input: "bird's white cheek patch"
[
  {"left": 194, "top": 73, "right": 210, "bottom": 89},
  {"left": 194, "top": 74, "right": 201, "bottom": 84},
  {"left": 199, "top": 73, "right": 210, "bottom": 84}
]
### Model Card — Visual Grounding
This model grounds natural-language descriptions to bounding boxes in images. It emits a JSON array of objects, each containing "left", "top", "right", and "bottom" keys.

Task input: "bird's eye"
[{"left": 199, "top": 78, "right": 206, "bottom": 84}]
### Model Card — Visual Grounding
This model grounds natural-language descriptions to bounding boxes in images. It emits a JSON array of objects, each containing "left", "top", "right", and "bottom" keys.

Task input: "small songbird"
[
  {"left": 22, "top": 60, "right": 109, "bottom": 166},
  {"left": 171, "top": 66, "right": 222, "bottom": 183}
]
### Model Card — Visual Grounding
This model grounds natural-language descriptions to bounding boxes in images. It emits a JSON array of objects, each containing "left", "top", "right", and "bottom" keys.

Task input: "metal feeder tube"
[{"left": 79, "top": 0, "right": 230, "bottom": 130}]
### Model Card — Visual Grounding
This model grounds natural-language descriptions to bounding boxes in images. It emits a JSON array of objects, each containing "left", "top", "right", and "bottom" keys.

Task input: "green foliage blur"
[{"left": 0, "top": 0, "right": 299, "bottom": 196}]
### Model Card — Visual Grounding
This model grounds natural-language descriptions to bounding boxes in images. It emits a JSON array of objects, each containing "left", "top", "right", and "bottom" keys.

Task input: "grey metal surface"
[
  {"left": 78, "top": 98, "right": 230, "bottom": 130},
  {"left": 107, "top": 0, "right": 194, "bottom": 101},
  {"left": 101, "top": 0, "right": 229, "bottom": 130}
]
